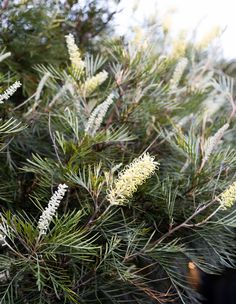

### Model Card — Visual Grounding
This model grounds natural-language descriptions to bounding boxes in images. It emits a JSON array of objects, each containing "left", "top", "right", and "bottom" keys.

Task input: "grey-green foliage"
[
  {"left": 0, "top": 0, "right": 119, "bottom": 99},
  {"left": 0, "top": 29, "right": 236, "bottom": 304}
]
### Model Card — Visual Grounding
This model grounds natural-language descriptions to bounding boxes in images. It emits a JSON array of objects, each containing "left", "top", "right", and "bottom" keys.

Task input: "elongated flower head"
[
  {"left": 220, "top": 181, "right": 236, "bottom": 209},
  {"left": 85, "top": 92, "right": 115, "bottom": 136},
  {"left": 107, "top": 153, "right": 159, "bottom": 205},
  {"left": 0, "top": 216, "right": 8, "bottom": 247},
  {"left": 203, "top": 123, "right": 229, "bottom": 162},
  {"left": 171, "top": 31, "right": 187, "bottom": 58},
  {"left": 0, "top": 81, "right": 22, "bottom": 104},
  {"left": 82, "top": 71, "right": 108, "bottom": 96},
  {"left": 65, "top": 33, "right": 85, "bottom": 73},
  {"left": 38, "top": 184, "right": 68, "bottom": 236},
  {"left": 170, "top": 57, "right": 188, "bottom": 89},
  {"left": 162, "top": 14, "right": 172, "bottom": 34},
  {"left": 196, "top": 26, "right": 221, "bottom": 50},
  {"left": 0, "top": 226, "right": 5, "bottom": 246},
  {"left": 35, "top": 72, "right": 51, "bottom": 101},
  {"left": 0, "top": 52, "right": 11, "bottom": 63},
  {"left": 0, "top": 269, "right": 9, "bottom": 282}
]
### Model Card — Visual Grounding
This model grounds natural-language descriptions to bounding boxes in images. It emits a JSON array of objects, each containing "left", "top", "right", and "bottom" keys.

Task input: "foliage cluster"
[{"left": 0, "top": 0, "right": 119, "bottom": 97}]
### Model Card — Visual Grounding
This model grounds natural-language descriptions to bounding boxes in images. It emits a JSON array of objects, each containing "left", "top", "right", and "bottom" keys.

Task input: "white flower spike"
[
  {"left": 0, "top": 81, "right": 22, "bottom": 104},
  {"left": 170, "top": 57, "right": 188, "bottom": 89},
  {"left": 203, "top": 123, "right": 229, "bottom": 163},
  {"left": 85, "top": 92, "right": 115, "bottom": 136},
  {"left": 38, "top": 184, "right": 68, "bottom": 236}
]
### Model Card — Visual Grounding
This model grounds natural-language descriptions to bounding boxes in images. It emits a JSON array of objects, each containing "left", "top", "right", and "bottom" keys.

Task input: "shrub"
[{"left": 0, "top": 26, "right": 236, "bottom": 303}]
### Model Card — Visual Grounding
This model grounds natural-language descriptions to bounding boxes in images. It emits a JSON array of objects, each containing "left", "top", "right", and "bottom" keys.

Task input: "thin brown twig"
[{"left": 147, "top": 199, "right": 219, "bottom": 249}]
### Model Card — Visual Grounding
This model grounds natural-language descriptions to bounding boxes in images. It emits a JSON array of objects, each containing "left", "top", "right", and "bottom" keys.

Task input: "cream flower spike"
[
  {"left": 65, "top": 33, "right": 85, "bottom": 73},
  {"left": 170, "top": 57, "right": 188, "bottom": 89},
  {"left": 219, "top": 181, "right": 236, "bottom": 209},
  {"left": 38, "top": 184, "right": 68, "bottom": 236},
  {"left": 107, "top": 153, "right": 159, "bottom": 205},
  {"left": 171, "top": 31, "right": 187, "bottom": 58},
  {"left": 196, "top": 26, "right": 221, "bottom": 50},
  {"left": 203, "top": 123, "right": 229, "bottom": 163},
  {"left": 82, "top": 71, "right": 108, "bottom": 96}
]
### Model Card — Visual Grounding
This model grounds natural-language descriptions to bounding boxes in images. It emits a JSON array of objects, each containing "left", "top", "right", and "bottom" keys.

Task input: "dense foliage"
[
  {"left": 0, "top": 0, "right": 118, "bottom": 97},
  {"left": 1, "top": 14, "right": 236, "bottom": 304}
]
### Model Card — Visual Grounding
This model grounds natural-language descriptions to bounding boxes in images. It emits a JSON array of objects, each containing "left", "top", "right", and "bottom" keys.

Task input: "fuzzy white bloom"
[
  {"left": 65, "top": 33, "right": 85, "bottom": 73},
  {"left": 177, "top": 114, "right": 194, "bottom": 128},
  {"left": 203, "top": 94, "right": 226, "bottom": 118},
  {"left": 0, "top": 227, "right": 6, "bottom": 246},
  {"left": 0, "top": 220, "right": 7, "bottom": 247},
  {"left": 203, "top": 123, "right": 229, "bottom": 163},
  {"left": 0, "top": 81, "right": 22, "bottom": 104},
  {"left": 170, "top": 57, "right": 188, "bottom": 89},
  {"left": 82, "top": 71, "right": 108, "bottom": 96},
  {"left": 171, "top": 31, "right": 187, "bottom": 58},
  {"left": 85, "top": 93, "right": 114, "bottom": 136},
  {"left": 220, "top": 181, "right": 236, "bottom": 209},
  {"left": 0, "top": 270, "right": 9, "bottom": 282},
  {"left": 38, "top": 184, "right": 68, "bottom": 236},
  {"left": 107, "top": 153, "right": 159, "bottom": 205},
  {"left": 48, "top": 80, "right": 74, "bottom": 109},
  {"left": 162, "top": 14, "right": 172, "bottom": 34},
  {"left": 35, "top": 72, "right": 51, "bottom": 101},
  {"left": 0, "top": 52, "right": 11, "bottom": 63},
  {"left": 132, "top": 27, "right": 148, "bottom": 50},
  {"left": 196, "top": 26, "right": 221, "bottom": 50}
]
